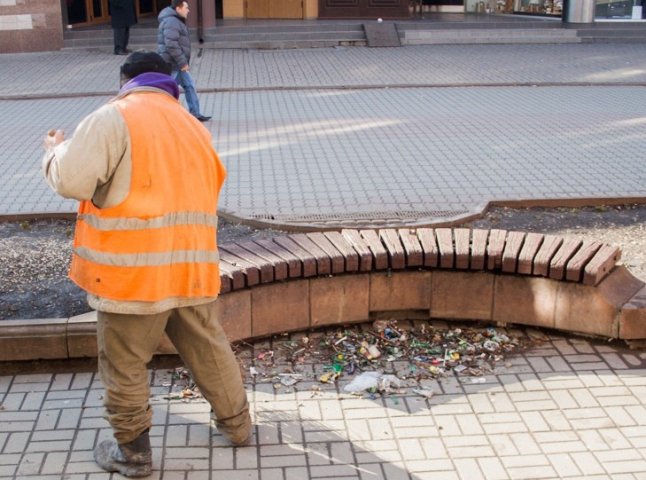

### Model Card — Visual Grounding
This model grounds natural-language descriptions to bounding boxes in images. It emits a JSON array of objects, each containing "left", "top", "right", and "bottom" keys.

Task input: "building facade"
[{"left": 0, "top": 0, "right": 644, "bottom": 53}]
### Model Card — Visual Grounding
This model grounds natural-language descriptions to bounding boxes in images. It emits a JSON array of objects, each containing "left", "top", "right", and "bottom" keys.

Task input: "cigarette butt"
[{"left": 48, "top": 129, "right": 56, "bottom": 137}]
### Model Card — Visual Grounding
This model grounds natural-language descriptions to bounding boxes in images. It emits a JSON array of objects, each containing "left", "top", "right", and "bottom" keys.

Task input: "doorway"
[
  {"left": 247, "top": 0, "right": 304, "bottom": 19},
  {"left": 67, "top": 0, "right": 110, "bottom": 25},
  {"left": 67, "top": 0, "right": 165, "bottom": 26}
]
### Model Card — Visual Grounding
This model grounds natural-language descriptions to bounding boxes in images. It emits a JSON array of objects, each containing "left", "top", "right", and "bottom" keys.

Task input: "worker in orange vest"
[{"left": 42, "top": 51, "right": 251, "bottom": 478}]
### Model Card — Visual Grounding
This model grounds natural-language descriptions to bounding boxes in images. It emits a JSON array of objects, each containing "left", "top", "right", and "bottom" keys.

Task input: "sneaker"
[
  {"left": 94, "top": 430, "right": 152, "bottom": 478},
  {"left": 195, "top": 114, "right": 212, "bottom": 122}
]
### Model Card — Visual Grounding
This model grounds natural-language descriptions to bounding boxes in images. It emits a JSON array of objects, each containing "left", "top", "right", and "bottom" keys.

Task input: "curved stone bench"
[{"left": 1, "top": 228, "right": 645, "bottom": 362}]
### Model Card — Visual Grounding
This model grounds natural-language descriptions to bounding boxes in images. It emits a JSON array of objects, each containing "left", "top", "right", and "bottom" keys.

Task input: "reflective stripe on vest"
[
  {"left": 74, "top": 247, "right": 220, "bottom": 267},
  {"left": 69, "top": 91, "right": 225, "bottom": 302},
  {"left": 78, "top": 211, "right": 219, "bottom": 231}
]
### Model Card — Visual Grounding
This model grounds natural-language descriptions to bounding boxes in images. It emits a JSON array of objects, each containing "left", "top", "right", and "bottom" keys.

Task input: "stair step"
[
  {"left": 203, "top": 39, "right": 367, "bottom": 49},
  {"left": 62, "top": 20, "right": 646, "bottom": 50},
  {"left": 404, "top": 28, "right": 580, "bottom": 44},
  {"left": 204, "top": 31, "right": 365, "bottom": 42}
]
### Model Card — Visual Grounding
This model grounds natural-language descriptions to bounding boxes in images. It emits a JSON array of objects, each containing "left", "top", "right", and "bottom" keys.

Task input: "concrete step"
[
  {"left": 64, "top": 23, "right": 367, "bottom": 50},
  {"left": 203, "top": 30, "right": 365, "bottom": 42},
  {"left": 403, "top": 28, "right": 581, "bottom": 44},
  {"left": 203, "top": 39, "right": 367, "bottom": 49},
  {"left": 580, "top": 35, "right": 646, "bottom": 43}
]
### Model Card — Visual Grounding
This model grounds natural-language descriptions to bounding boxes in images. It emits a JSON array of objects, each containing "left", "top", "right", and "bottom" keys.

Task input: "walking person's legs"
[
  {"left": 165, "top": 301, "right": 252, "bottom": 445},
  {"left": 172, "top": 70, "right": 210, "bottom": 121},
  {"left": 94, "top": 310, "right": 171, "bottom": 477}
]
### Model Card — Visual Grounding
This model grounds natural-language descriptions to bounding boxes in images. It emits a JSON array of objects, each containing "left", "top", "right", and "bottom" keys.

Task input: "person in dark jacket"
[
  {"left": 157, "top": 0, "right": 211, "bottom": 121},
  {"left": 110, "top": 0, "right": 137, "bottom": 55}
]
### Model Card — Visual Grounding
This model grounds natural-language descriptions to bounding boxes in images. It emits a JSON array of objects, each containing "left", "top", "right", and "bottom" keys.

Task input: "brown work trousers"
[{"left": 97, "top": 300, "right": 250, "bottom": 444}]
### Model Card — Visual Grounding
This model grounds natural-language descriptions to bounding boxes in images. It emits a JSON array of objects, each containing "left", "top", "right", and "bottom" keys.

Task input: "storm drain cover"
[{"left": 250, "top": 209, "right": 472, "bottom": 227}]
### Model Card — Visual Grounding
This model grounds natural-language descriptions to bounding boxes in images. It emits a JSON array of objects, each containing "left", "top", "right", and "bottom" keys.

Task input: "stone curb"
[
  {"left": 1, "top": 228, "right": 645, "bottom": 362},
  {"left": 3, "top": 81, "right": 646, "bottom": 102}
]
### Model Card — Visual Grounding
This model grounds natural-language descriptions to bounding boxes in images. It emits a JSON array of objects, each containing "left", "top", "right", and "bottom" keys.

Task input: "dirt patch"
[
  {"left": 0, "top": 205, "right": 644, "bottom": 321},
  {"left": 0, "top": 218, "right": 285, "bottom": 321}
]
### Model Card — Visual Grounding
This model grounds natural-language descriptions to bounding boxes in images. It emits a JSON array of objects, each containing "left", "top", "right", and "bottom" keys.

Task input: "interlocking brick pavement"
[
  {"left": 0, "top": 44, "right": 645, "bottom": 225},
  {"left": 0, "top": 325, "right": 645, "bottom": 479}
]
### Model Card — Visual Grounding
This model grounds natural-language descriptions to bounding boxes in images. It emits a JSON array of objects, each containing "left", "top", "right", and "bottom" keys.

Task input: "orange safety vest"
[{"left": 69, "top": 92, "right": 226, "bottom": 302}]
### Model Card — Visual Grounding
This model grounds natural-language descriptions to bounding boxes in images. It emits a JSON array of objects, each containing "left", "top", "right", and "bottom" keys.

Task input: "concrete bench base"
[{"left": 1, "top": 228, "right": 645, "bottom": 362}]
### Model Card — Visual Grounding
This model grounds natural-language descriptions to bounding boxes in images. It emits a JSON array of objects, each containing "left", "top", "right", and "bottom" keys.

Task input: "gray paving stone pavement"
[
  {"left": 1, "top": 44, "right": 645, "bottom": 225},
  {"left": 1, "top": 325, "right": 646, "bottom": 479},
  {"left": 1, "top": 43, "right": 646, "bottom": 479}
]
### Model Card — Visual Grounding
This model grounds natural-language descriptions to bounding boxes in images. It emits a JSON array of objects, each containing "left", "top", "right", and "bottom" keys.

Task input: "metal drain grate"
[{"left": 250, "top": 210, "right": 470, "bottom": 222}]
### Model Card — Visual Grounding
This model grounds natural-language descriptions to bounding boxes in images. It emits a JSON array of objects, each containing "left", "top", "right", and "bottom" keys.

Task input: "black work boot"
[{"left": 94, "top": 430, "right": 152, "bottom": 477}]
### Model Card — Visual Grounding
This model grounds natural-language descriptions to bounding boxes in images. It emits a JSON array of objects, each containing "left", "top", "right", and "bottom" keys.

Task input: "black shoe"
[
  {"left": 195, "top": 114, "right": 212, "bottom": 122},
  {"left": 114, "top": 49, "right": 128, "bottom": 56}
]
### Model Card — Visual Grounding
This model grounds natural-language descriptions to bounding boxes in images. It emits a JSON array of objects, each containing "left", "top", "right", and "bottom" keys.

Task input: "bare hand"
[
  {"left": 181, "top": 64, "right": 190, "bottom": 72},
  {"left": 43, "top": 129, "right": 65, "bottom": 151}
]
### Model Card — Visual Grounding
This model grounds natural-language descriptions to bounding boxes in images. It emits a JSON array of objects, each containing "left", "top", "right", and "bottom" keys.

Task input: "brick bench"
[{"left": 1, "top": 228, "right": 645, "bottom": 362}]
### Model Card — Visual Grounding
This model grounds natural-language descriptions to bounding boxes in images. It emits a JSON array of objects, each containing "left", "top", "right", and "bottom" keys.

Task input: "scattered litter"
[
  {"left": 342, "top": 372, "right": 403, "bottom": 395},
  {"left": 413, "top": 388, "right": 434, "bottom": 399},
  {"left": 162, "top": 387, "right": 201, "bottom": 400},
  {"left": 181, "top": 321, "right": 541, "bottom": 400},
  {"left": 343, "top": 371, "right": 381, "bottom": 393},
  {"left": 257, "top": 351, "right": 274, "bottom": 361},
  {"left": 278, "top": 373, "right": 302, "bottom": 387},
  {"left": 319, "top": 372, "right": 339, "bottom": 384}
]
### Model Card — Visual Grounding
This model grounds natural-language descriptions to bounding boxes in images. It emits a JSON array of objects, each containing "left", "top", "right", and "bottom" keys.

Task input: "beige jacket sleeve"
[{"left": 42, "top": 103, "right": 132, "bottom": 208}]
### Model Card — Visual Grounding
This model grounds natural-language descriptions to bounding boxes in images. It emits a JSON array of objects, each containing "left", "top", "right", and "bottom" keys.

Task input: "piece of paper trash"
[
  {"left": 413, "top": 388, "right": 434, "bottom": 399},
  {"left": 279, "top": 373, "right": 302, "bottom": 387},
  {"left": 250, "top": 367, "right": 259, "bottom": 376}
]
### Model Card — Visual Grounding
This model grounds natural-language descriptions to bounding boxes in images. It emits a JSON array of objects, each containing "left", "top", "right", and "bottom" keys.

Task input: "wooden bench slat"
[
  {"left": 583, "top": 244, "right": 621, "bottom": 286},
  {"left": 486, "top": 229, "right": 507, "bottom": 270},
  {"left": 289, "top": 233, "right": 332, "bottom": 276},
  {"left": 379, "top": 229, "right": 406, "bottom": 270},
  {"left": 272, "top": 236, "right": 317, "bottom": 278},
  {"left": 566, "top": 240, "right": 603, "bottom": 282},
  {"left": 359, "top": 229, "right": 389, "bottom": 270},
  {"left": 416, "top": 228, "right": 439, "bottom": 267},
  {"left": 237, "top": 241, "right": 289, "bottom": 281},
  {"left": 307, "top": 232, "right": 346, "bottom": 274},
  {"left": 454, "top": 228, "right": 471, "bottom": 270},
  {"left": 323, "top": 231, "right": 360, "bottom": 272},
  {"left": 533, "top": 235, "right": 563, "bottom": 277},
  {"left": 470, "top": 229, "right": 489, "bottom": 270},
  {"left": 436, "top": 228, "right": 455, "bottom": 269},
  {"left": 215, "top": 227, "right": 621, "bottom": 295},
  {"left": 517, "top": 233, "right": 544, "bottom": 275},
  {"left": 252, "top": 239, "right": 302, "bottom": 278},
  {"left": 219, "top": 251, "right": 261, "bottom": 287},
  {"left": 398, "top": 228, "right": 423, "bottom": 267},
  {"left": 219, "top": 271, "right": 232, "bottom": 294},
  {"left": 220, "top": 244, "right": 274, "bottom": 283},
  {"left": 218, "top": 259, "right": 246, "bottom": 291},
  {"left": 502, "top": 231, "right": 526, "bottom": 273},
  {"left": 341, "top": 229, "right": 373, "bottom": 272},
  {"left": 549, "top": 238, "right": 583, "bottom": 280}
]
